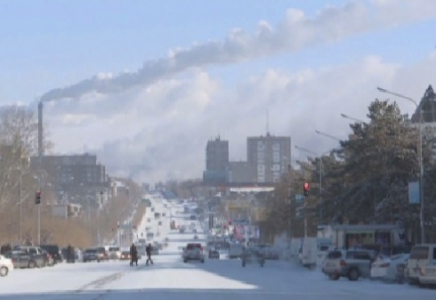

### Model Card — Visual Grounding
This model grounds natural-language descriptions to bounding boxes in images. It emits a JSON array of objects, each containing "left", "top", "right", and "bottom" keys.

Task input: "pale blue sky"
[
  {"left": 1, "top": 0, "right": 434, "bottom": 103},
  {"left": 1, "top": 0, "right": 436, "bottom": 181}
]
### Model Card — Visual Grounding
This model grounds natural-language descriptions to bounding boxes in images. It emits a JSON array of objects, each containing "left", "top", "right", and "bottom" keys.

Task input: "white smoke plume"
[{"left": 40, "top": 0, "right": 436, "bottom": 102}]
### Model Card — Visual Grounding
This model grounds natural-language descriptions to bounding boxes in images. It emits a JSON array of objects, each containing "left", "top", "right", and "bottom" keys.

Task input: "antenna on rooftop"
[{"left": 266, "top": 109, "right": 270, "bottom": 135}]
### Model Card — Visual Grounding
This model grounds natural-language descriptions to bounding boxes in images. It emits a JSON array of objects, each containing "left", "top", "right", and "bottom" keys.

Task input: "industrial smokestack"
[{"left": 38, "top": 101, "right": 43, "bottom": 158}]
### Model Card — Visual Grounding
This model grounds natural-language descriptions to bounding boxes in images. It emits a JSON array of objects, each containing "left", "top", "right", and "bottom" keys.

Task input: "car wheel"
[
  {"left": 348, "top": 268, "right": 359, "bottom": 281},
  {"left": 201, "top": 260, "right": 205, "bottom": 263},
  {"left": 242, "top": 261, "right": 246, "bottom": 267},
  {"left": 329, "top": 274, "right": 340, "bottom": 280},
  {"left": 28, "top": 261, "right": 37, "bottom": 269},
  {"left": 184, "top": 259, "right": 188, "bottom": 263},
  {"left": 0, "top": 266, "right": 8, "bottom": 277}
]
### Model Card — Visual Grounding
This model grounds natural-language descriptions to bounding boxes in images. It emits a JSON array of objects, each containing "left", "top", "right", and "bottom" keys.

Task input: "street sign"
[
  {"left": 295, "top": 194, "right": 304, "bottom": 203},
  {"left": 408, "top": 181, "right": 420, "bottom": 204}
]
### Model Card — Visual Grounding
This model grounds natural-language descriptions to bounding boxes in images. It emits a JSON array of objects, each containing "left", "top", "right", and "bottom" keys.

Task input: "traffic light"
[
  {"left": 35, "top": 191, "right": 41, "bottom": 204},
  {"left": 303, "top": 182, "right": 309, "bottom": 196}
]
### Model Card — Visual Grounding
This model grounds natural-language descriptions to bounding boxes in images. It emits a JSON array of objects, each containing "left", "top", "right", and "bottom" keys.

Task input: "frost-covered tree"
[{"left": 333, "top": 100, "right": 424, "bottom": 226}]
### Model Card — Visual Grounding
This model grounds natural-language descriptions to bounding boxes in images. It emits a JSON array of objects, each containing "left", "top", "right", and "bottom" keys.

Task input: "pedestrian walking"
[
  {"left": 130, "top": 243, "right": 138, "bottom": 266},
  {"left": 146, "top": 243, "right": 154, "bottom": 266}
]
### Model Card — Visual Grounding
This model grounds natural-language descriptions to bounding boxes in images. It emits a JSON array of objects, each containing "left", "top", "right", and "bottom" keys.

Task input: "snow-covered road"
[{"left": 0, "top": 201, "right": 434, "bottom": 300}]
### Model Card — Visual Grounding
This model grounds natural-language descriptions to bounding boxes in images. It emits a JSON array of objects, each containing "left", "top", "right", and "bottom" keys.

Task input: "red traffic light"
[{"left": 303, "top": 183, "right": 309, "bottom": 190}]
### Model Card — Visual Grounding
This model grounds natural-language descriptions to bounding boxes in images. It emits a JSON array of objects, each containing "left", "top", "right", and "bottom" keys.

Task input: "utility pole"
[
  {"left": 37, "top": 176, "right": 41, "bottom": 245},
  {"left": 19, "top": 145, "right": 23, "bottom": 244},
  {"left": 319, "top": 158, "right": 323, "bottom": 225}
]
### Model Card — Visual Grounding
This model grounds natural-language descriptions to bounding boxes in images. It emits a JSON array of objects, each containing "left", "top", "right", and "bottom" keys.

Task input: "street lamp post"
[
  {"left": 37, "top": 176, "right": 41, "bottom": 245},
  {"left": 19, "top": 152, "right": 23, "bottom": 245},
  {"left": 377, "top": 87, "right": 424, "bottom": 243},
  {"left": 315, "top": 130, "right": 342, "bottom": 141},
  {"left": 340, "top": 113, "right": 366, "bottom": 124}
]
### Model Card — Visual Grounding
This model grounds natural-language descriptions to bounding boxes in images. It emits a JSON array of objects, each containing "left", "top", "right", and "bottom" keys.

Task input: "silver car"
[
  {"left": 183, "top": 243, "right": 205, "bottom": 263},
  {"left": 322, "top": 249, "right": 376, "bottom": 281}
]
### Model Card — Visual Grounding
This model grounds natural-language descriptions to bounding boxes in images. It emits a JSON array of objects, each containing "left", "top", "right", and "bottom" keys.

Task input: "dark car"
[
  {"left": 183, "top": 243, "right": 205, "bottom": 263},
  {"left": 208, "top": 249, "right": 220, "bottom": 259},
  {"left": 241, "top": 247, "right": 265, "bottom": 267},
  {"left": 40, "top": 244, "right": 63, "bottom": 264}
]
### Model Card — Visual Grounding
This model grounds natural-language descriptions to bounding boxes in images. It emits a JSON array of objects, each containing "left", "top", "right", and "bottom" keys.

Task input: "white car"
[
  {"left": 384, "top": 253, "right": 409, "bottom": 283},
  {"left": 370, "top": 255, "right": 391, "bottom": 280},
  {"left": 108, "top": 246, "right": 121, "bottom": 260},
  {"left": 0, "top": 255, "right": 14, "bottom": 277},
  {"left": 419, "top": 261, "right": 436, "bottom": 286}
]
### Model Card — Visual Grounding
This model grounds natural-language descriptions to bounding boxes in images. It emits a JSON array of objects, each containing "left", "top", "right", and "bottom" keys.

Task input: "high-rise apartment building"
[
  {"left": 247, "top": 133, "right": 291, "bottom": 183},
  {"left": 203, "top": 136, "right": 229, "bottom": 183}
]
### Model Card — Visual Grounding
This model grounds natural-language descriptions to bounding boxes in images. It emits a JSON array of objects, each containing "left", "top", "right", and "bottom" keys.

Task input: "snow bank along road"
[{"left": 0, "top": 205, "right": 434, "bottom": 300}]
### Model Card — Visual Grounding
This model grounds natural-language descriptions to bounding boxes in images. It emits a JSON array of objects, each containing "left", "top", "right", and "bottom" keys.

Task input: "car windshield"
[
  {"left": 327, "top": 251, "right": 342, "bottom": 259},
  {"left": 410, "top": 246, "right": 429, "bottom": 260}
]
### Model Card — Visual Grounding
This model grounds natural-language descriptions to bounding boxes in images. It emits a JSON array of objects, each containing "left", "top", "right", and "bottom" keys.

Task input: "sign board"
[
  {"left": 295, "top": 194, "right": 304, "bottom": 203},
  {"left": 408, "top": 181, "right": 420, "bottom": 204}
]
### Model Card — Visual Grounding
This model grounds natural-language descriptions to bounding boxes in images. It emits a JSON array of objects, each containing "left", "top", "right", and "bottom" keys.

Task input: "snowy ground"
[{"left": 1, "top": 201, "right": 434, "bottom": 300}]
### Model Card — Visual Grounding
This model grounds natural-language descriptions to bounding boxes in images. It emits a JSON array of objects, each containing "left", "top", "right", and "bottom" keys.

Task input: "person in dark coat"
[
  {"left": 67, "top": 244, "right": 75, "bottom": 263},
  {"left": 130, "top": 243, "right": 138, "bottom": 266},
  {"left": 145, "top": 243, "right": 154, "bottom": 265}
]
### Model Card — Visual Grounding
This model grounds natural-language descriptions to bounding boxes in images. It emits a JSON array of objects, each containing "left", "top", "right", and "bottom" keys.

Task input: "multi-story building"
[
  {"left": 30, "top": 153, "right": 111, "bottom": 207},
  {"left": 203, "top": 136, "right": 229, "bottom": 183},
  {"left": 30, "top": 153, "right": 108, "bottom": 187},
  {"left": 247, "top": 133, "right": 291, "bottom": 184}
]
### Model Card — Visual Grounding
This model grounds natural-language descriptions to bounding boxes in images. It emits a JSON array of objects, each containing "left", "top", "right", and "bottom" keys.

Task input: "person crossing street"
[
  {"left": 146, "top": 243, "right": 154, "bottom": 265},
  {"left": 130, "top": 243, "right": 138, "bottom": 266}
]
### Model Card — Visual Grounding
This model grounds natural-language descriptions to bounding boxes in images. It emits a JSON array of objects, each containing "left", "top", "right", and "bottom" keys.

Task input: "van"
[
  {"left": 300, "top": 238, "right": 317, "bottom": 268},
  {"left": 229, "top": 243, "right": 244, "bottom": 259},
  {"left": 405, "top": 244, "right": 436, "bottom": 285}
]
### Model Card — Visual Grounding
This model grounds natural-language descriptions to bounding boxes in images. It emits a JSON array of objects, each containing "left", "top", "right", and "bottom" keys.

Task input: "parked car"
[
  {"left": 183, "top": 243, "right": 204, "bottom": 263},
  {"left": 370, "top": 255, "right": 391, "bottom": 280},
  {"left": 0, "top": 255, "right": 13, "bottom": 277},
  {"left": 241, "top": 247, "right": 265, "bottom": 267},
  {"left": 322, "top": 249, "right": 376, "bottom": 281},
  {"left": 405, "top": 244, "right": 436, "bottom": 285},
  {"left": 40, "top": 244, "right": 63, "bottom": 264},
  {"left": 371, "top": 253, "right": 409, "bottom": 283},
  {"left": 15, "top": 246, "right": 49, "bottom": 267},
  {"left": 4, "top": 250, "right": 44, "bottom": 269},
  {"left": 418, "top": 260, "right": 436, "bottom": 287}
]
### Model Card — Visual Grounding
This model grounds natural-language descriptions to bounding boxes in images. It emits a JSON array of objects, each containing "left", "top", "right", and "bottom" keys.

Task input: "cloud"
[
  {"left": 40, "top": 0, "right": 436, "bottom": 102},
  {"left": 40, "top": 1, "right": 436, "bottom": 183},
  {"left": 47, "top": 53, "right": 436, "bottom": 184}
]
